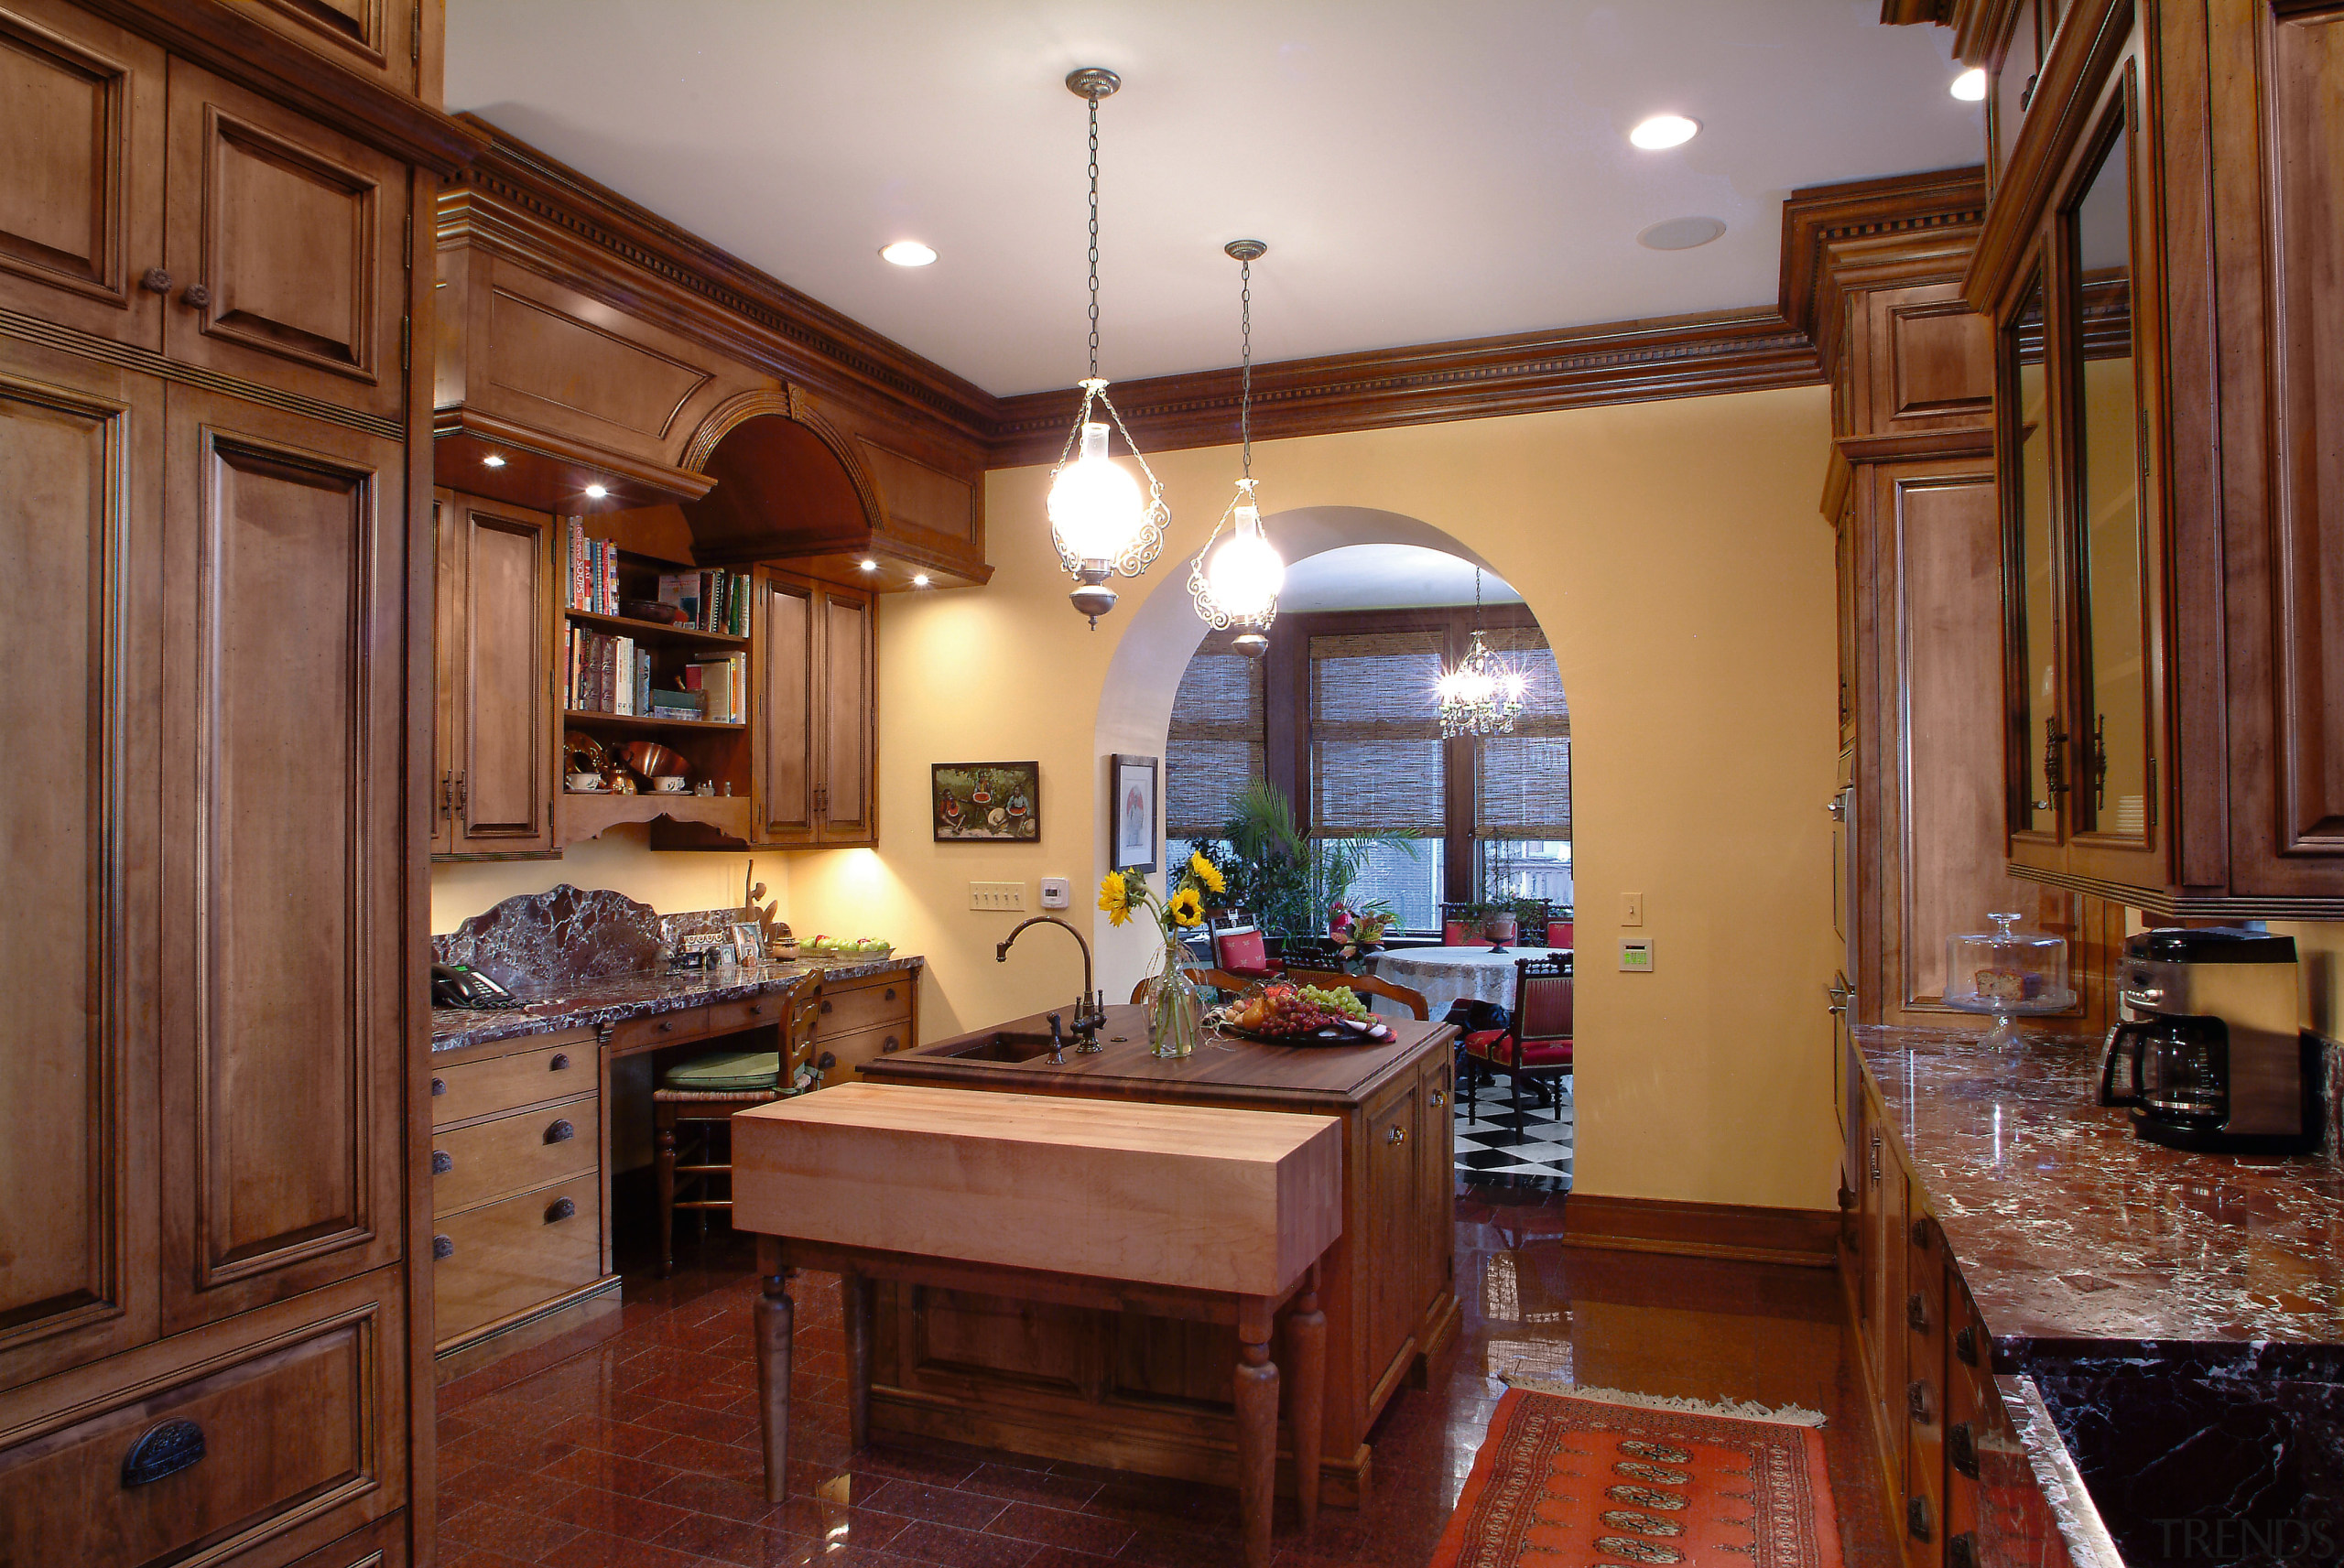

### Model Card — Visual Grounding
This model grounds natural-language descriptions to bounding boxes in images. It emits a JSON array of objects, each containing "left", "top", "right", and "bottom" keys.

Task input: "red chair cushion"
[
  {"left": 1547, "top": 920, "right": 1574, "bottom": 949},
  {"left": 1463, "top": 1031, "right": 1572, "bottom": 1068},
  {"left": 1214, "top": 927, "right": 1270, "bottom": 976},
  {"left": 1444, "top": 921, "right": 1471, "bottom": 946}
]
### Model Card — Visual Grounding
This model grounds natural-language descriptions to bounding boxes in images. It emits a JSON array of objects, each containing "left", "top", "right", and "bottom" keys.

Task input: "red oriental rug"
[{"left": 1429, "top": 1384, "right": 1846, "bottom": 1568}]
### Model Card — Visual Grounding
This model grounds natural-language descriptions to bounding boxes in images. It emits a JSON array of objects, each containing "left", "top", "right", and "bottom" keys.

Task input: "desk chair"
[
  {"left": 654, "top": 975, "right": 824, "bottom": 1277},
  {"left": 1459, "top": 954, "right": 1572, "bottom": 1125}
]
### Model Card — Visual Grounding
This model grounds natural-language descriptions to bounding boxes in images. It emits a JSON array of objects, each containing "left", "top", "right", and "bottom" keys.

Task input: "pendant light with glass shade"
[
  {"left": 1047, "top": 68, "right": 1168, "bottom": 627},
  {"left": 1437, "top": 568, "right": 1527, "bottom": 738},
  {"left": 1187, "top": 240, "right": 1285, "bottom": 656}
]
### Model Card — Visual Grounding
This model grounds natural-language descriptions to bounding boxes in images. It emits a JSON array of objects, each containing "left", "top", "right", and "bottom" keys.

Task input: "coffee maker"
[{"left": 2100, "top": 927, "right": 2316, "bottom": 1152}]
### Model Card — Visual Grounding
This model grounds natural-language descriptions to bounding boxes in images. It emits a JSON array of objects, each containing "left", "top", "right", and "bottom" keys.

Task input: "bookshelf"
[
  {"left": 562, "top": 710, "right": 745, "bottom": 732},
  {"left": 564, "top": 608, "right": 748, "bottom": 650}
]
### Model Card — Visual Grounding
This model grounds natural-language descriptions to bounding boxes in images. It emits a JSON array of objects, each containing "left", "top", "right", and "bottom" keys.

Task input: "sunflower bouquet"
[{"left": 1098, "top": 851, "right": 1226, "bottom": 1058}]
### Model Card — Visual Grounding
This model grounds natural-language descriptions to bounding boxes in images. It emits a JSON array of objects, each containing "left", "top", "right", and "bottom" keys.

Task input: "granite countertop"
[
  {"left": 430, "top": 952, "right": 920, "bottom": 1054},
  {"left": 1857, "top": 1026, "right": 2344, "bottom": 1348}
]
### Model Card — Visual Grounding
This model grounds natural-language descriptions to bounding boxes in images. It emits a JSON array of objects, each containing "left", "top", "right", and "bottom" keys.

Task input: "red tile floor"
[{"left": 435, "top": 1184, "right": 1896, "bottom": 1568}]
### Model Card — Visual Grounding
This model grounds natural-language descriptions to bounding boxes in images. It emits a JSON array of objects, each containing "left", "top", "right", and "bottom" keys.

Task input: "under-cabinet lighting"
[
  {"left": 859, "top": 558, "right": 879, "bottom": 571},
  {"left": 912, "top": 574, "right": 932, "bottom": 588},
  {"left": 1950, "top": 68, "right": 1987, "bottom": 102},
  {"left": 584, "top": 484, "right": 608, "bottom": 499},
  {"left": 1629, "top": 114, "right": 1698, "bottom": 149},
  {"left": 880, "top": 240, "right": 938, "bottom": 267},
  {"left": 482, "top": 454, "right": 506, "bottom": 468}
]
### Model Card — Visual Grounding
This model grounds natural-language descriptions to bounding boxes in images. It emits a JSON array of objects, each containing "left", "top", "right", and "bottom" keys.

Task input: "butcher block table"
[{"left": 731, "top": 1083, "right": 1343, "bottom": 1568}]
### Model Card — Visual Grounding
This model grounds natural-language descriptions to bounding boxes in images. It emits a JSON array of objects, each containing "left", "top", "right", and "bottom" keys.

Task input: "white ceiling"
[
  {"left": 1276, "top": 545, "right": 1522, "bottom": 612},
  {"left": 447, "top": 1, "right": 1980, "bottom": 398}
]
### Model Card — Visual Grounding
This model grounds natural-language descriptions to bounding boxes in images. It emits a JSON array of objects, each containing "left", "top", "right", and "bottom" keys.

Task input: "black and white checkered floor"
[{"left": 1451, "top": 1075, "right": 1573, "bottom": 1188}]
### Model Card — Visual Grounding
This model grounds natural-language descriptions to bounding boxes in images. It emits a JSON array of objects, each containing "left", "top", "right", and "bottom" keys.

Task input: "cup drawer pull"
[
  {"left": 121, "top": 1419, "right": 205, "bottom": 1487},
  {"left": 545, "top": 1119, "right": 576, "bottom": 1144},
  {"left": 549, "top": 1052, "right": 570, "bottom": 1071},
  {"left": 546, "top": 1196, "right": 578, "bottom": 1223},
  {"left": 429, "top": 1076, "right": 446, "bottom": 1097},
  {"left": 431, "top": 1151, "right": 453, "bottom": 1175}
]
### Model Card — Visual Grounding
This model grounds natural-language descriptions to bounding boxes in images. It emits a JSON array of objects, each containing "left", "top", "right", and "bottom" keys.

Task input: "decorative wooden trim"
[
  {"left": 1835, "top": 427, "right": 1996, "bottom": 466},
  {"left": 990, "top": 308, "right": 1822, "bottom": 467},
  {"left": 678, "top": 389, "right": 792, "bottom": 472},
  {"left": 2011, "top": 861, "right": 2344, "bottom": 921},
  {"left": 1558, "top": 1195, "right": 1841, "bottom": 1268},
  {"left": 1779, "top": 168, "right": 1988, "bottom": 385},
  {"left": 73, "top": 0, "right": 486, "bottom": 174},
  {"left": 430, "top": 406, "right": 716, "bottom": 503}
]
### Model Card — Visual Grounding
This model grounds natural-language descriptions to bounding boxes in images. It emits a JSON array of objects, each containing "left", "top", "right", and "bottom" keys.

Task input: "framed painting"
[
  {"left": 932, "top": 762, "right": 1040, "bottom": 841},
  {"left": 1111, "top": 754, "right": 1159, "bottom": 872}
]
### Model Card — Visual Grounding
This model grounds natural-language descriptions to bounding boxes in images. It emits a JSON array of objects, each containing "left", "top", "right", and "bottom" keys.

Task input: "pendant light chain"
[
  {"left": 1086, "top": 90, "right": 1101, "bottom": 382},
  {"left": 1239, "top": 255, "right": 1253, "bottom": 480}
]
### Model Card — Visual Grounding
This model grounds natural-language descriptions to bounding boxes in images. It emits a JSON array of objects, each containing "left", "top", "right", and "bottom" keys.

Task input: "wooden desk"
[{"left": 731, "top": 1084, "right": 1342, "bottom": 1568}]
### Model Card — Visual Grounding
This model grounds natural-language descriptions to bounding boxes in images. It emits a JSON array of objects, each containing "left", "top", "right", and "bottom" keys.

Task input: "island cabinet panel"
[
  {"left": 0, "top": 348, "right": 161, "bottom": 1392},
  {"left": 164, "top": 59, "right": 409, "bottom": 420},
  {"left": 1362, "top": 1070, "right": 1424, "bottom": 1388},
  {"left": 0, "top": 0, "right": 165, "bottom": 350},
  {"left": 157, "top": 389, "right": 407, "bottom": 1333},
  {"left": 431, "top": 489, "right": 556, "bottom": 858}
]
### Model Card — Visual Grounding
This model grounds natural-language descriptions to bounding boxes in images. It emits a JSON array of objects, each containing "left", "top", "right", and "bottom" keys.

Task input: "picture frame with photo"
[
  {"left": 932, "top": 762, "right": 1041, "bottom": 841},
  {"left": 1111, "top": 754, "right": 1159, "bottom": 872},
  {"left": 730, "top": 921, "right": 765, "bottom": 966}
]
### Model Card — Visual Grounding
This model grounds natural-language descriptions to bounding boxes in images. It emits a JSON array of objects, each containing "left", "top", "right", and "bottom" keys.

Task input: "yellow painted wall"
[{"left": 785, "top": 384, "right": 1845, "bottom": 1212}]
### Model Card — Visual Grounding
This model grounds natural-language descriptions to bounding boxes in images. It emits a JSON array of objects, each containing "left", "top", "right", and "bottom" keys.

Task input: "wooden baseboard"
[{"left": 1558, "top": 1195, "right": 1840, "bottom": 1268}]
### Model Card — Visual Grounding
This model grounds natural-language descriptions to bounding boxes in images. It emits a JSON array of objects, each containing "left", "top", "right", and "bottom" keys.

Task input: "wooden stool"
[{"left": 654, "top": 975, "right": 823, "bottom": 1277}]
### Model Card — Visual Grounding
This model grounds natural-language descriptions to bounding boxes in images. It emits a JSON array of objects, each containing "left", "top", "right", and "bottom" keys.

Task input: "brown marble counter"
[
  {"left": 429, "top": 952, "right": 921, "bottom": 1054},
  {"left": 1857, "top": 1025, "right": 2344, "bottom": 1348}
]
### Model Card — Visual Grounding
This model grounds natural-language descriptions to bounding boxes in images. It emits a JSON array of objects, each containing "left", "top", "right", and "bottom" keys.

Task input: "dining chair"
[
  {"left": 1282, "top": 968, "right": 1430, "bottom": 1021},
  {"left": 1129, "top": 968, "right": 1261, "bottom": 1005},
  {"left": 653, "top": 975, "right": 824, "bottom": 1277},
  {"left": 1459, "top": 954, "right": 1572, "bottom": 1125},
  {"left": 1209, "top": 914, "right": 1281, "bottom": 981}
]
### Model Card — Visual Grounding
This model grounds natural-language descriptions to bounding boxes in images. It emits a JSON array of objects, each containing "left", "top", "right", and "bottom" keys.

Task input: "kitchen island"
[{"left": 859, "top": 1003, "right": 1459, "bottom": 1506}]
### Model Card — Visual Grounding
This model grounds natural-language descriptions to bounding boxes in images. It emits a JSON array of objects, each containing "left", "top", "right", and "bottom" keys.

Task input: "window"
[
  {"left": 1475, "top": 625, "right": 1571, "bottom": 873},
  {"left": 1308, "top": 630, "right": 1447, "bottom": 837},
  {"left": 1165, "top": 631, "right": 1265, "bottom": 838}
]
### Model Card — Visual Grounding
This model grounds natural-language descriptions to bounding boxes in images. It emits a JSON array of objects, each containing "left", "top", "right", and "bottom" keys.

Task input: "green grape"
[{"left": 1297, "top": 984, "right": 1368, "bottom": 1022}]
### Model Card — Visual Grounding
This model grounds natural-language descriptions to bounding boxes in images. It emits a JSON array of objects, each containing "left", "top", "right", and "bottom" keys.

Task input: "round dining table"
[{"left": 1371, "top": 945, "right": 1563, "bottom": 1018}]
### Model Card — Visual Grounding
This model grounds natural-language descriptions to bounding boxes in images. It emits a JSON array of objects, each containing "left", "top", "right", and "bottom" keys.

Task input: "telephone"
[{"left": 432, "top": 962, "right": 524, "bottom": 1011}]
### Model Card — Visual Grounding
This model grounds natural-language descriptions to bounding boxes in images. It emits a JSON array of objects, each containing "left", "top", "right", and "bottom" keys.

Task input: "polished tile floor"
[
  {"left": 1451, "top": 1077, "right": 1572, "bottom": 1185},
  {"left": 435, "top": 1184, "right": 1894, "bottom": 1568}
]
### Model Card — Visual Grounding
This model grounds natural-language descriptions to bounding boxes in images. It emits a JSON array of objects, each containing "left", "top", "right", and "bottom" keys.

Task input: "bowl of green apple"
[{"left": 805, "top": 935, "right": 892, "bottom": 960}]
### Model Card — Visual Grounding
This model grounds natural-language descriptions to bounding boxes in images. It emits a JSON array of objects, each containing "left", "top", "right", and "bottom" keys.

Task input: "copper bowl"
[{"left": 621, "top": 740, "right": 686, "bottom": 780}]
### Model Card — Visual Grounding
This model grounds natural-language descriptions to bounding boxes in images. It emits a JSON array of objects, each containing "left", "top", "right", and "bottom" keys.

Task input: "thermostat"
[
  {"left": 1039, "top": 877, "right": 1071, "bottom": 910},
  {"left": 1619, "top": 938, "right": 1655, "bottom": 973}
]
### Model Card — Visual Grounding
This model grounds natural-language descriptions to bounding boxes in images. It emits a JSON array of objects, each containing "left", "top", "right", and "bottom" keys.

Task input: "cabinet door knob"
[
  {"left": 1949, "top": 1421, "right": 1979, "bottom": 1479},
  {"left": 140, "top": 267, "right": 172, "bottom": 294},
  {"left": 432, "top": 1234, "right": 454, "bottom": 1260},
  {"left": 549, "top": 1052, "right": 570, "bottom": 1071},
  {"left": 884, "top": 987, "right": 896, "bottom": 1001},
  {"left": 120, "top": 1419, "right": 205, "bottom": 1487},
  {"left": 820, "top": 1000, "right": 833, "bottom": 1013},
  {"left": 817, "top": 1052, "right": 836, "bottom": 1071},
  {"left": 882, "top": 1035, "right": 900, "bottom": 1054},
  {"left": 1954, "top": 1324, "right": 1980, "bottom": 1368},
  {"left": 429, "top": 1076, "right": 446, "bottom": 1097},
  {"left": 1386, "top": 1125, "right": 1406, "bottom": 1146},
  {"left": 182, "top": 282, "right": 211, "bottom": 308},
  {"left": 545, "top": 1196, "right": 577, "bottom": 1223},
  {"left": 1428, "top": 1088, "right": 1446, "bottom": 1108},
  {"left": 431, "top": 1151, "right": 452, "bottom": 1175},
  {"left": 545, "top": 1119, "right": 576, "bottom": 1144},
  {"left": 748, "top": 1003, "right": 766, "bottom": 1017}
]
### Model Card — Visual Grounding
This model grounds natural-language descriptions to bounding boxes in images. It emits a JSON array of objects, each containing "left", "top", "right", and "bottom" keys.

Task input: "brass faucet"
[{"left": 995, "top": 915, "right": 1104, "bottom": 1052}]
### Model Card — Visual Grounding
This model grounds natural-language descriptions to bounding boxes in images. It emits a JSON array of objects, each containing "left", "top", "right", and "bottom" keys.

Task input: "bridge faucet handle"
[{"left": 1047, "top": 1012, "right": 1067, "bottom": 1065}]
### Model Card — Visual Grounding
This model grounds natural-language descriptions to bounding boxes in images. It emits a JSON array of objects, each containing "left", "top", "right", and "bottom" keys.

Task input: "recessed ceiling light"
[
  {"left": 482, "top": 454, "right": 506, "bottom": 469},
  {"left": 880, "top": 241, "right": 937, "bottom": 267},
  {"left": 583, "top": 484, "right": 607, "bottom": 499},
  {"left": 1950, "top": 68, "right": 1987, "bottom": 102},
  {"left": 1629, "top": 114, "right": 1699, "bottom": 150},
  {"left": 1637, "top": 216, "right": 1727, "bottom": 251},
  {"left": 859, "top": 558, "right": 879, "bottom": 571},
  {"left": 911, "top": 574, "right": 931, "bottom": 588}
]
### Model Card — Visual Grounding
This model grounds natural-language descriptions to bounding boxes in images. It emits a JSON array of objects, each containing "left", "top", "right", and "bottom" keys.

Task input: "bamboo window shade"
[
  {"left": 1309, "top": 630, "right": 1448, "bottom": 837},
  {"left": 1473, "top": 626, "right": 1571, "bottom": 840},
  {"left": 1166, "top": 631, "right": 1267, "bottom": 838}
]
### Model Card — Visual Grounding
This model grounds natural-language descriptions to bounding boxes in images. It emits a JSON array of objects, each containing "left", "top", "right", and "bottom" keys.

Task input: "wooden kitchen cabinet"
[
  {"left": 433, "top": 488, "right": 558, "bottom": 857},
  {"left": 229, "top": 0, "right": 436, "bottom": 106},
  {"left": 754, "top": 566, "right": 877, "bottom": 848}
]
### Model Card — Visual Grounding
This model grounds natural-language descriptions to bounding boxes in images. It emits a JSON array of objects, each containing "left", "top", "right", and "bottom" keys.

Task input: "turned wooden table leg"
[
  {"left": 1234, "top": 1296, "right": 1280, "bottom": 1568},
  {"left": 754, "top": 1259, "right": 795, "bottom": 1505},
  {"left": 841, "top": 1271, "right": 872, "bottom": 1449},
  {"left": 1288, "top": 1263, "right": 1327, "bottom": 1532}
]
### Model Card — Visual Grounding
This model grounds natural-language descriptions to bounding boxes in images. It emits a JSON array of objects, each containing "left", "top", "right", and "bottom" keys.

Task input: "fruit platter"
[
  {"left": 803, "top": 935, "right": 893, "bottom": 958},
  {"left": 1210, "top": 981, "right": 1395, "bottom": 1046}
]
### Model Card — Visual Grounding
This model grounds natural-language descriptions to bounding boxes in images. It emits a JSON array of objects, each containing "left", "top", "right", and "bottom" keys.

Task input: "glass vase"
[{"left": 1146, "top": 936, "right": 1204, "bottom": 1060}]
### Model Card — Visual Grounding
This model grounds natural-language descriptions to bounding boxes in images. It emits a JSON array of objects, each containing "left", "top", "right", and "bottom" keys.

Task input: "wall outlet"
[
  {"left": 1619, "top": 938, "right": 1655, "bottom": 973},
  {"left": 1038, "top": 878, "right": 1070, "bottom": 909},
  {"left": 1622, "top": 892, "right": 1646, "bottom": 927},
  {"left": 970, "top": 881, "right": 1026, "bottom": 912}
]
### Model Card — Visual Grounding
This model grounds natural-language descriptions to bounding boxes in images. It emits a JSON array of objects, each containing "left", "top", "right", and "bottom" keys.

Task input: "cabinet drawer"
[
  {"left": 0, "top": 1278, "right": 398, "bottom": 1568},
  {"left": 818, "top": 978, "right": 911, "bottom": 1038},
  {"left": 433, "top": 1178, "right": 602, "bottom": 1346},
  {"left": 429, "top": 1038, "right": 592, "bottom": 1129},
  {"left": 707, "top": 993, "right": 787, "bottom": 1037},
  {"left": 607, "top": 1008, "right": 708, "bottom": 1057},
  {"left": 431, "top": 1097, "right": 596, "bottom": 1217},
  {"left": 818, "top": 1022, "right": 912, "bottom": 1087}
]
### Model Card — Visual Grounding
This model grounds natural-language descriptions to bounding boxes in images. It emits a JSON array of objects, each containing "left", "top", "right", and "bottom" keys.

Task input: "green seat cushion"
[{"left": 660, "top": 1048, "right": 783, "bottom": 1092}]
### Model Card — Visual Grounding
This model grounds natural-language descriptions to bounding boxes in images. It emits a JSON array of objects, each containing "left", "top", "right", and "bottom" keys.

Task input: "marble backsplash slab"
[{"left": 435, "top": 883, "right": 771, "bottom": 990}]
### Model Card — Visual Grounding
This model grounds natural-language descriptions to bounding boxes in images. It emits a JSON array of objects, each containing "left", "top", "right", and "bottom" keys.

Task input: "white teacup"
[
  {"left": 654, "top": 775, "right": 689, "bottom": 793},
  {"left": 567, "top": 772, "right": 602, "bottom": 793}
]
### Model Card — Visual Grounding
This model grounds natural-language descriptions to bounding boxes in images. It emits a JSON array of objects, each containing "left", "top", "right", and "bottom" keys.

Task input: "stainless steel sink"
[{"left": 939, "top": 1032, "right": 1060, "bottom": 1064}]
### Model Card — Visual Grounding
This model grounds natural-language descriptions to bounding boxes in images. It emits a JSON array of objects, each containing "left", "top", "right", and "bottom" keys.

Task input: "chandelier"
[
  {"left": 1187, "top": 239, "right": 1285, "bottom": 655},
  {"left": 1047, "top": 67, "right": 1167, "bottom": 627},
  {"left": 1437, "top": 568, "right": 1526, "bottom": 738}
]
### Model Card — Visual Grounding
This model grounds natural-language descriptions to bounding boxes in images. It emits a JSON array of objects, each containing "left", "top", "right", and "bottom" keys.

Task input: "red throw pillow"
[
  {"left": 1547, "top": 920, "right": 1574, "bottom": 949},
  {"left": 1217, "top": 927, "right": 1270, "bottom": 975},
  {"left": 1444, "top": 920, "right": 1470, "bottom": 946}
]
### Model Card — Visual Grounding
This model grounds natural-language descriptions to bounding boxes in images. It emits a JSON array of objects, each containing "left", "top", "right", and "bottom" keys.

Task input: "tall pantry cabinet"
[{"left": 0, "top": 3, "right": 479, "bottom": 1565}]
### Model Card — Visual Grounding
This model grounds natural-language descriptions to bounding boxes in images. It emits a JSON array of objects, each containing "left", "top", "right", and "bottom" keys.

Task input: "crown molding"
[{"left": 1779, "top": 166, "right": 1989, "bottom": 383}]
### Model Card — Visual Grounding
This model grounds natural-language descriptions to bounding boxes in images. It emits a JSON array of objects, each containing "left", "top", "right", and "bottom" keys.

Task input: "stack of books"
[
  {"left": 678, "top": 654, "right": 747, "bottom": 724},
  {"left": 657, "top": 570, "right": 752, "bottom": 635},
  {"left": 567, "top": 521, "right": 621, "bottom": 615},
  {"left": 566, "top": 628, "right": 647, "bottom": 714}
]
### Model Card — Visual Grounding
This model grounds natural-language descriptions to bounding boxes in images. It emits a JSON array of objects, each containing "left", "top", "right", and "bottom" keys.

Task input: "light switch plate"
[
  {"left": 1622, "top": 892, "right": 1645, "bottom": 927},
  {"left": 970, "top": 881, "right": 1026, "bottom": 912},
  {"left": 1619, "top": 938, "right": 1655, "bottom": 973},
  {"left": 1038, "top": 878, "right": 1070, "bottom": 909}
]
